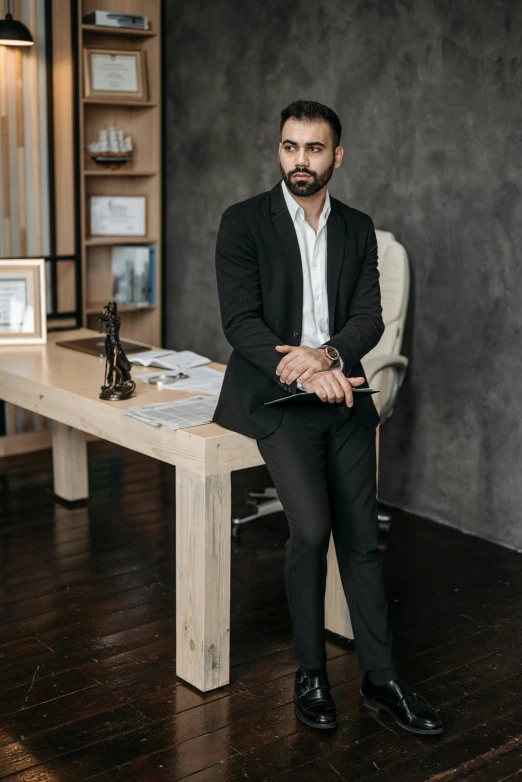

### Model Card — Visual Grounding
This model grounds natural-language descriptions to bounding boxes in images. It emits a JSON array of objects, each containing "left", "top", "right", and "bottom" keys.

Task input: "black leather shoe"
[
  {"left": 360, "top": 673, "right": 444, "bottom": 735},
  {"left": 294, "top": 666, "right": 337, "bottom": 729}
]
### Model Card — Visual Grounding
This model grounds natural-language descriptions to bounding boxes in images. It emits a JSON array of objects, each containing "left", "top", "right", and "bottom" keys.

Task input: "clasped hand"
[{"left": 275, "top": 345, "right": 364, "bottom": 407}]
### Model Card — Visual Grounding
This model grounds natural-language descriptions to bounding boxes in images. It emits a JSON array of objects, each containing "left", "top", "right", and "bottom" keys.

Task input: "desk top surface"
[{"left": 0, "top": 328, "right": 234, "bottom": 445}]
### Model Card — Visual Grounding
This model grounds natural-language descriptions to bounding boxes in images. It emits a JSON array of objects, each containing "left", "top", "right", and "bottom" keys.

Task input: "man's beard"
[{"left": 280, "top": 158, "right": 335, "bottom": 197}]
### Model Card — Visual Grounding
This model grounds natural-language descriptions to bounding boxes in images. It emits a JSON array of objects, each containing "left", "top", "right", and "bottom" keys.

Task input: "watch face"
[{"left": 325, "top": 346, "right": 338, "bottom": 360}]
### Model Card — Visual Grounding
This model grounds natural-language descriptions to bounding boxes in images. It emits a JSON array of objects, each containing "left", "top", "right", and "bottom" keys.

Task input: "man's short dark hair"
[{"left": 280, "top": 99, "right": 342, "bottom": 149}]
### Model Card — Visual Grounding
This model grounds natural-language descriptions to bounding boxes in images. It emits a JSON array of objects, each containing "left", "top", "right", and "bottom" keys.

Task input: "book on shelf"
[{"left": 111, "top": 245, "right": 156, "bottom": 307}]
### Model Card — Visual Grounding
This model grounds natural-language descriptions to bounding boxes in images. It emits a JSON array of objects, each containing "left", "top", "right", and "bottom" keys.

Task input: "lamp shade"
[{"left": 0, "top": 13, "right": 34, "bottom": 46}]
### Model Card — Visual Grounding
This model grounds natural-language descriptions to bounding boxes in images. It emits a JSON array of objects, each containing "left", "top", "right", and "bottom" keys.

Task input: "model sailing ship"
[{"left": 88, "top": 126, "right": 134, "bottom": 168}]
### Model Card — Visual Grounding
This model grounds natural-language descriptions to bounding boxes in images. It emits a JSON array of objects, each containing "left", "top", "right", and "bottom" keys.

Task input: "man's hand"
[
  {"left": 275, "top": 345, "right": 333, "bottom": 385},
  {"left": 301, "top": 369, "right": 365, "bottom": 407}
]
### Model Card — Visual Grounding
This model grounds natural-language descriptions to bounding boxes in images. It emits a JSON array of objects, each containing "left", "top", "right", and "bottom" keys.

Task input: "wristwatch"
[{"left": 320, "top": 344, "right": 340, "bottom": 366}]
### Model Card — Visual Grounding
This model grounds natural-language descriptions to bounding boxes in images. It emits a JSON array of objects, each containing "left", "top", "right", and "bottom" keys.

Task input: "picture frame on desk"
[
  {"left": 83, "top": 48, "right": 148, "bottom": 101},
  {"left": 0, "top": 259, "right": 47, "bottom": 346},
  {"left": 89, "top": 195, "right": 147, "bottom": 237}
]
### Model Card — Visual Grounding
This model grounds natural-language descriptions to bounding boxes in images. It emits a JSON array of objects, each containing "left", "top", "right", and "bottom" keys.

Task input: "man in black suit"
[{"left": 212, "top": 100, "right": 444, "bottom": 735}]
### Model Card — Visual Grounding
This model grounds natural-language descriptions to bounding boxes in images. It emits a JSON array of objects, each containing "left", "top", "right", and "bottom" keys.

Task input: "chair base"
[
  {"left": 232, "top": 489, "right": 281, "bottom": 536},
  {"left": 232, "top": 490, "right": 394, "bottom": 538}
]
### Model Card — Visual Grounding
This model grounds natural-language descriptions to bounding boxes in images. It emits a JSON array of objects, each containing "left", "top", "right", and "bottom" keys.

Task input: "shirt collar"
[{"left": 281, "top": 178, "right": 331, "bottom": 225}]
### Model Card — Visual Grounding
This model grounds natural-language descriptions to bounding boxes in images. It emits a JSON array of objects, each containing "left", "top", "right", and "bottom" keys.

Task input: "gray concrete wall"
[{"left": 164, "top": 0, "right": 522, "bottom": 549}]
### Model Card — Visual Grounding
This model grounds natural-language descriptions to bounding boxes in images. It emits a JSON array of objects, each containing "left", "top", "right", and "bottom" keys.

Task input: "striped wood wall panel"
[{"left": 0, "top": 0, "right": 51, "bottom": 436}]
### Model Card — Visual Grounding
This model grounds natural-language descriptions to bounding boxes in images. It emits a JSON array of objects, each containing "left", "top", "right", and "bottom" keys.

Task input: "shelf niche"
[{"left": 76, "top": 0, "right": 162, "bottom": 347}]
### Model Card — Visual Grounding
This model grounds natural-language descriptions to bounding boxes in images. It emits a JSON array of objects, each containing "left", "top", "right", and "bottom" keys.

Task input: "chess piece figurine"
[{"left": 98, "top": 301, "right": 136, "bottom": 400}]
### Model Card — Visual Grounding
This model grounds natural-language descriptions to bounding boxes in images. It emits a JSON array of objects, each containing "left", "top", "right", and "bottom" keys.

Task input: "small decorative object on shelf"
[
  {"left": 82, "top": 11, "right": 150, "bottom": 30},
  {"left": 88, "top": 125, "right": 133, "bottom": 168},
  {"left": 98, "top": 300, "right": 136, "bottom": 400}
]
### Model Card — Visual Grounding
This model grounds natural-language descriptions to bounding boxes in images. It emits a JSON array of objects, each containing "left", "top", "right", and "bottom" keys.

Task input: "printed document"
[{"left": 124, "top": 395, "right": 219, "bottom": 430}]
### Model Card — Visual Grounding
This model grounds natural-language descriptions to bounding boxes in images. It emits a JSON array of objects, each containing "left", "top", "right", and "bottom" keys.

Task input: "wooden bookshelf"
[
  {"left": 84, "top": 169, "right": 158, "bottom": 176},
  {"left": 82, "top": 98, "right": 158, "bottom": 107},
  {"left": 81, "top": 23, "right": 157, "bottom": 37},
  {"left": 85, "top": 302, "right": 157, "bottom": 314},
  {"left": 84, "top": 236, "right": 158, "bottom": 246},
  {"left": 75, "top": 0, "right": 162, "bottom": 345}
]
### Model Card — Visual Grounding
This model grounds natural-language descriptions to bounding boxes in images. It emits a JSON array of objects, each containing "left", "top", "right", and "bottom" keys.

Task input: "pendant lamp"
[{"left": 0, "top": 0, "right": 34, "bottom": 47}]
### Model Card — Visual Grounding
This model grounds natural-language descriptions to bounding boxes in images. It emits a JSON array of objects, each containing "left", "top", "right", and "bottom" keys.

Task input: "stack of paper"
[{"left": 124, "top": 395, "right": 219, "bottom": 430}]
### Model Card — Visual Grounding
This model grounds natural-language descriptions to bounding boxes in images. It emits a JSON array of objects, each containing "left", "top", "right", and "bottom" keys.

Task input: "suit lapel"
[
  {"left": 270, "top": 180, "right": 346, "bottom": 329},
  {"left": 270, "top": 182, "right": 303, "bottom": 313},
  {"left": 326, "top": 207, "right": 345, "bottom": 330}
]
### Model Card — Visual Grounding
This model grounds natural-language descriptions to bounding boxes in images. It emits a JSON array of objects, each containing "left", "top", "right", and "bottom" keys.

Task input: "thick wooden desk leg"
[
  {"left": 325, "top": 414, "right": 381, "bottom": 641},
  {"left": 51, "top": 421, "right": 88, "bottom": 501},
  {"left": 175, "top": 467, "right": 231, "bottom": 692}
]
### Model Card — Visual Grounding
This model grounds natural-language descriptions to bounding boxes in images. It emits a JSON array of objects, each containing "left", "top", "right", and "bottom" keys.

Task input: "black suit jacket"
[{"left": 211, "top": 180, "right": 384, "bottom": 440}]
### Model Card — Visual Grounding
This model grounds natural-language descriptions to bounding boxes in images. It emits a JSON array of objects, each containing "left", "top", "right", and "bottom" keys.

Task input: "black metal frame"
[
  {"left": 43, "top": 0, "right": 83, "bottom": 329},
  {"left": 70, "top": 0, "right": 83, "bottom": 330},
  {"left": 160, "top": 0, "right": 166, "bottom": 347}
]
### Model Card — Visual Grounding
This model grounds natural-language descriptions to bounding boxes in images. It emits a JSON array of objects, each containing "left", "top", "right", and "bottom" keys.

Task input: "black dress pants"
[{"left": 256, "top": 401, "right": 395, "bottom": 672}]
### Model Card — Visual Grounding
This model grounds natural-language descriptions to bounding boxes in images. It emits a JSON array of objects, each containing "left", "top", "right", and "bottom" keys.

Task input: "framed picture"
[
  {"left": 0, "top": 259, "right": 47, "bottom": 346},
  {"left": 89, "top": 195, "right": 147, "bottom": 237},
  {"left": 83, "top": 48, "right": 148, "bottom": 101}
]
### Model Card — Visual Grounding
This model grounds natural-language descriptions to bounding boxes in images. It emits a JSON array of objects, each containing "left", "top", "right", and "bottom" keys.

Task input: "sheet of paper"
[
  {"left": 123, "top": 395, "right": 219, "bottom": 430},
  {"left": 157, "top": 366, "right": 224, "bottom": 394},
  {"left": 170, "top": 350, "right": 211, "bottom": 370},
  {"left": 123, "top": 409, "right": 162, "bottom": 426}
]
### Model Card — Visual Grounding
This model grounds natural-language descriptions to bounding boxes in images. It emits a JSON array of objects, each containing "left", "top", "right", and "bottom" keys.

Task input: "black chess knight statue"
[{"left": 98, "top": 301, "right": 136, "bottom": 400}]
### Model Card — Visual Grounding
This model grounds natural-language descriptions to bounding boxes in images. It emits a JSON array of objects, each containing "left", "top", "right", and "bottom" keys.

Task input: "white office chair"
[{"left": 232, "top": 229, "right": 410, "bottom": 537}]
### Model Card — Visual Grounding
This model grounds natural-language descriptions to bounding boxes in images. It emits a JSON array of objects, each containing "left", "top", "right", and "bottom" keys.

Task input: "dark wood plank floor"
[{"left": 1, "top": 441, "right": 522, "bottom": 781}]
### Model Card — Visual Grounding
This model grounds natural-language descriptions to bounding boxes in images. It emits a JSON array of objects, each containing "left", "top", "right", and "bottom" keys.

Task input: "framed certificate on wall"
[
  {"left": 83, "top": 48, "right": 148, "bottom": 101},
  {"left": 89, "top": 195, "right": 147, "bottom": 237},
  {"left": 0, "top": 259, "right": 47, "bottom": 345}
]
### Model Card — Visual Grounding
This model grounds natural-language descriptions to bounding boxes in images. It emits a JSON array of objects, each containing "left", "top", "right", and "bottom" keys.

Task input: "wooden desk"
[{"left": 0, "top": 328, "right": 354, "bottom": 692}]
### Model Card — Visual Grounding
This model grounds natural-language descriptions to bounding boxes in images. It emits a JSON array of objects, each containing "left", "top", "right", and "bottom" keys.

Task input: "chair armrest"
[
  {"left": 363, "top": 354, "right": 409, "bottom": 384},
  {"left": 362, "top": 353, "right": 409, "bottom": 426}
]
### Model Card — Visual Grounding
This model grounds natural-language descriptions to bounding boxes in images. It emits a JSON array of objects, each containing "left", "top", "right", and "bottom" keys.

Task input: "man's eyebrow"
[{"left": 282, "top": 139, "right": 326, "bottom": 147}]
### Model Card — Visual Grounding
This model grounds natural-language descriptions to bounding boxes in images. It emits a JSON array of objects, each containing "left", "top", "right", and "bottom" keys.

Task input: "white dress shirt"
[{"left": 281, "top": 179, "right": 344, "bottom": 390}]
